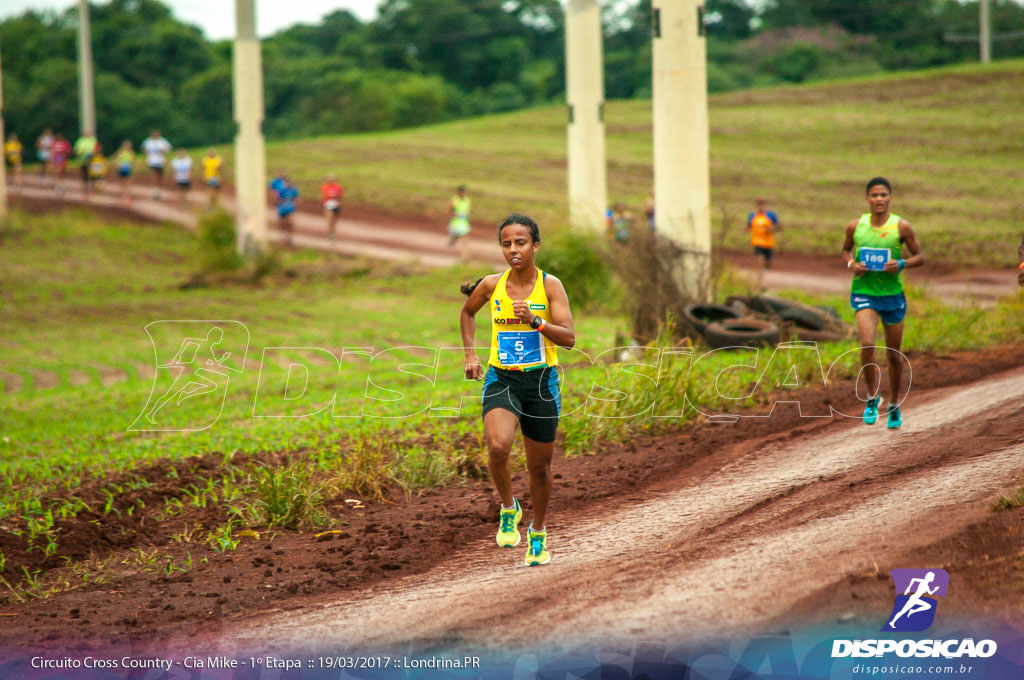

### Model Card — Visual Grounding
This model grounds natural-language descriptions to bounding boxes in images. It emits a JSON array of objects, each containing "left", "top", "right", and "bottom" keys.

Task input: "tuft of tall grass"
[{"left": 240, "top": 464, "right": 332, "bottom": 531}]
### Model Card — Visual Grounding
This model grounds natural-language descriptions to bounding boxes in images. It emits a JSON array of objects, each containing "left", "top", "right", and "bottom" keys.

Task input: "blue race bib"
[
  {"left": 859, "top": 247, "right": 890, "bottom": 271},
  {"left": 497, "top": 331, "right": 545, "bottom": 367}
]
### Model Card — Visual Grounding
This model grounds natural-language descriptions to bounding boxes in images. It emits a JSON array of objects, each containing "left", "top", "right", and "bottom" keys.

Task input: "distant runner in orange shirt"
[
  {"left": 1017, "top": 236, "right": 1024, "bottom": 287},
  {"left": 321, "top": 173, "right": 344, "bottom": 241},
  {"left": 747, "top": 198, "right": 781, "bottom": 290}
]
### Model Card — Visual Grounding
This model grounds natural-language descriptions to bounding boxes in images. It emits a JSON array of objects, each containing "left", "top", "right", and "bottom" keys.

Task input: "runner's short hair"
[
  {"left": 866, "top": 176, "right": 892, "bottom": 194},
  {"left": 498, "top": 214, "right": 541, "bottom": 244}
]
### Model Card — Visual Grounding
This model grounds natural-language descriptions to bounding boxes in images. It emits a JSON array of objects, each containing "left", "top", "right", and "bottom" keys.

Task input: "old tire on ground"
[
  {"left": 815, "top": 305, "right": 843, "bottom": 322},
  {"left": 749, "top": 294, "right": 831, "bottom": 331},
  {"left": 779, "top": 307, "right": 827, "bottom": 331},
  {"left": 683, "top": 304, "right": 740, "bottom": 335},
  {"left": 703, "top": 318, "right": 781, "bottom": 349}
]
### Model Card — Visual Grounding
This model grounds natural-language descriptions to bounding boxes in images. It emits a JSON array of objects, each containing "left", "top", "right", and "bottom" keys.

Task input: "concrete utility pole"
[
  {"left": 980, "top": 0, "right": 992, "bottom": 64},
  {"left": 652, "top": 1, "right": 712, "bottom": 302},
  {"left": 564, "top": 0, "right": 607, "bottom": 233},
  {"left": 0, "top": 45, "right": 7, "bottom": 222},
  {"left": 233, "top": 0, "right": 268, "bottom": 254},
  {"left": 77, "top": 0, "right": 96, "bottom": 134}
]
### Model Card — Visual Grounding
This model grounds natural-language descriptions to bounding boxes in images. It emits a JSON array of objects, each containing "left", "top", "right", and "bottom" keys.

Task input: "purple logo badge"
[{"left": 882, "top": 568, "right": 949, "bottom": 632}]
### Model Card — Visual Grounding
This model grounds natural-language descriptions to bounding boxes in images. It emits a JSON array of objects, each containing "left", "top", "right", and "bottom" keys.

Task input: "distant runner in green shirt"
[
  {"left": 448, "top": 185, "right": 472, "bottom": 261},
  {"left": 74, "top": 131, "right": 98, "bottom": 198},
  {"left": 115, "top": 140, "right": 135, "bottom": 204},
  {"left": 841, "top": 176, "right": 924, "bottom": 430}
]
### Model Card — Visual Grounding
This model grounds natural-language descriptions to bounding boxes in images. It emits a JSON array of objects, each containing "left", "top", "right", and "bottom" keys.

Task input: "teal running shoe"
[
  {"left": 863, "top": 396, "right": 883, "bottom": 425},
  {"left": 524, "top": 524, "right": 550, "bottom": 566},
  {"left": 887, "top": 404, "right": 902, "bottom": 429},
  {"left": 496, "top": 499, "right": 522, "bottom": 547}
]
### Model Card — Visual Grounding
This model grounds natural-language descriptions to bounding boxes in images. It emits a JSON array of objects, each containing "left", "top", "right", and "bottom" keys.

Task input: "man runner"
[
  {"left": 202, "top": 149, "right": 223, "bottom": 203},
  {"left": 4, "top": 134, "right": 23, "bottom": 185},
  {"left": 50, "top": 134, "right": 71, "bottom": 191},
  {"left": 321, "top": 173, "right": 344, "bottom": 240},
  {"left": 459, "top": 214, "right": 575, "bottom": 566},
  {"left": 171, "top": 149, "right": 193, "bottom": 208},
  {"left": 115, "top": 141, "right": 135, "bottom": 203},
  {"left": 841, "top": 177, "right": 924, "bottom": 430},
  {"left": 1017, "top": 236, "right": 1023, "bottom": 287},
  {"left": 274, "top": 178, "right": 299, "bottom": 246},
  {"left": 73, "top": 130, "right": 98, "bottom": 198},
  {"left": 448, "top": 185, "right": 472, "bottom": 260},
  {"left": 142, "top": 130, "right": 172, "bottom": 200},
  {"left": 36, "top": 128, "right": 54, "bottom": 179},
  {"left": 747, "top": 198, "right": 781, "bottom": 290}
]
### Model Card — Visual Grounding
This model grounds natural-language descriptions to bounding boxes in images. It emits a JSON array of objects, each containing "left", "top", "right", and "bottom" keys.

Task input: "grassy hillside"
[{"left": 238, "top": 59, "right": 1024, "bottom": 267}]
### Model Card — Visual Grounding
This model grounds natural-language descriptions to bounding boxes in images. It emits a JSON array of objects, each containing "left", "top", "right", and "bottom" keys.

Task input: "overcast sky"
[{"left": 0, "top": 1, "right": 383, "bottom": 39}]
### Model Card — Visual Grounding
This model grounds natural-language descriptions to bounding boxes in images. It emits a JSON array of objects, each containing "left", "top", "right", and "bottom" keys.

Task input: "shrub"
[
  {"left": 536, "top": 228, "right": 617, "bottom": 312},
  {"left": 197, "top": 209, "right": 242, "bottom": 273},
  {"left": 609, "top": 226, "right": 709, "bottom": 344}
]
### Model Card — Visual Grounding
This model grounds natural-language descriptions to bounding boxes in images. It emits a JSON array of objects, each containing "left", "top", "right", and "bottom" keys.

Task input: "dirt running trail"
[
  {"left": 179, "top": 367, "right": 1024, "bottom": 654},
  {"left": 10, "top": 177, "right": 1020, "bottom": 303}
]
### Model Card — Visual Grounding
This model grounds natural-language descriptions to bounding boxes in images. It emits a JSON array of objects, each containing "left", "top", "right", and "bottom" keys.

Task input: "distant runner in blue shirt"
[{"left": 271, "top": 174, "right": 298, "bottom": 246}]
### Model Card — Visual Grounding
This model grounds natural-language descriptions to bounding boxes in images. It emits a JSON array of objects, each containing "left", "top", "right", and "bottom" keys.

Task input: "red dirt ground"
[{"left": 2, "top": 344, "right": 1023, "bottom": 655}]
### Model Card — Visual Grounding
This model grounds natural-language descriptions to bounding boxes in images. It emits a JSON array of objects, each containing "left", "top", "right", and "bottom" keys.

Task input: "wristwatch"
[{"left": 530, "top": 315, "right": 543, "bottom": 329}]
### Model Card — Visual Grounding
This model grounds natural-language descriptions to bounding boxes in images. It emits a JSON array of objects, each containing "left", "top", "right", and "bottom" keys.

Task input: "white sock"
[{"left": 501, "top": 499, "right": 517, "bottom": 511}]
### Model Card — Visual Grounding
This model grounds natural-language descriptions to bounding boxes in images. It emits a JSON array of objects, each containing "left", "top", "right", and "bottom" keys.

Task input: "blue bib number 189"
[
  {"left": 497, "top": 331, "right": 545, "bottom": 367},
  {"left": 859, "top": 247, "right": 890, "bottom": 271}
]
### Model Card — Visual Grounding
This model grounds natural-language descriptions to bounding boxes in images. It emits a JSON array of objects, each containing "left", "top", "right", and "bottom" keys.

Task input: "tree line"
[{"left": 2, "top": 0, "right": 1022, "bottom": 153}]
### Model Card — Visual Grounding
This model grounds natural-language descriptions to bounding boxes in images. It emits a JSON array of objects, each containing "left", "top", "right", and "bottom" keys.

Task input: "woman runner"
[
  {"left": 841, "top": 177, "right": 924, "bottom": 429},
  {"left": 459, "top": 214, "right": 575, "bottom": 566}
]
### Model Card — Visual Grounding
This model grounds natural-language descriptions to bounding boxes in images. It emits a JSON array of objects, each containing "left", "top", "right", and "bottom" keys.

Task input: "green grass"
[
  {"left": 1, "top": 202, "right": 1023, "bottom": 596},
  {"left": 203, "top": 59, "right": 1024, "bottom": 268}
]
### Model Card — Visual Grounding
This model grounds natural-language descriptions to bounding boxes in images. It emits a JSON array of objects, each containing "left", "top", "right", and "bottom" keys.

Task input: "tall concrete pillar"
[
  {"left": 565, "top": 0, "right": 607, "bottom": 233},
  {"left": 652, "top": 1, "right": 712, "bottom": 302},
  {"left": 980, "top": 0, "right": 992, "bottom": 64},
  {"left": 233, "top": 0, "right": 268, "bottom": 254},
  {"left": 77, "top": 0, "right": 96, "bottom": 135}
]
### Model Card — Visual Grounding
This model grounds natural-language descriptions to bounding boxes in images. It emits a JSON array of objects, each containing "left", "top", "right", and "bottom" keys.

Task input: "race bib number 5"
[
  {"left": 859, "top": 247, "right": 890, "bottom": 271},
  {"left": 497, "top": 331, "right": 545, "bottom": 367}
]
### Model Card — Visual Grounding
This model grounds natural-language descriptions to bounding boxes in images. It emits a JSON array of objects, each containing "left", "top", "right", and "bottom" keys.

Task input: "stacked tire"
[{"left": 685, "top": 295, "right": 848, "bottom": 349}]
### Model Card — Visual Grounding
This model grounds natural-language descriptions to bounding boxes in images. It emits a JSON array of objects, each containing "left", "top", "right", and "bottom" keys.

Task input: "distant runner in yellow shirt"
[
  {"left": 5, "top": 134, "right": 24, "bottom": 185},
  {"left": 203, "top": 149, "right": 223, "bottom": 204},
  {"left": 747, "top": 198, "right": 781, "bottom": 290}
]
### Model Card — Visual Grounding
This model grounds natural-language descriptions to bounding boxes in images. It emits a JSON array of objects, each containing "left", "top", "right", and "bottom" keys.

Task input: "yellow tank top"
[{"left": 488, "top": 269, "right": 558, "bottom": 370}]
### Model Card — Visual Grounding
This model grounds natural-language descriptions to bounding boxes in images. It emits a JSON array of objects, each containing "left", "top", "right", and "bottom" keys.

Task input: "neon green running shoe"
[
  {"left": 496, "top": 499, "right": 522, "bottom": 547},
  {"left": 863, "top": 395, "right": 884, "bottom": 425},
  {"left": 524, "top": 525, "right": 550, "bottom": 566},
  {"left": 886, "top": 404, "right": 902, "bottom": 430}
]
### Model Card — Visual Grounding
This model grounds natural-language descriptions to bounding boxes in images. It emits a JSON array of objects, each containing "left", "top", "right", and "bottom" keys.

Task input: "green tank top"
[{"left": 851, "top": 213, "right": 903, "bottom": 296}]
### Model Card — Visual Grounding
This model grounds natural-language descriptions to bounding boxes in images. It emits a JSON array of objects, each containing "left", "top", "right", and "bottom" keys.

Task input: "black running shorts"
[{"left": 481, "top": 365, "right": 561, "bottom": 443}]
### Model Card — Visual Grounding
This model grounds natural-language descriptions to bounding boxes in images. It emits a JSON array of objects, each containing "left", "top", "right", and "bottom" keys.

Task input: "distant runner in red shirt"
[
  {"left": 50, "top": 135, "right": 72, "bottom": 192},
  {"left": 321, "top": 173, "right": 344, "bottom": 241}
]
